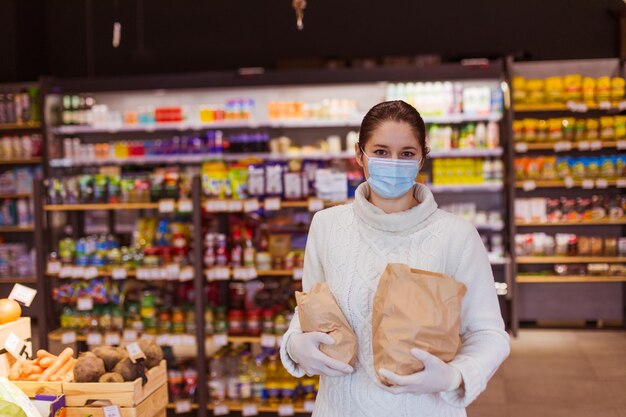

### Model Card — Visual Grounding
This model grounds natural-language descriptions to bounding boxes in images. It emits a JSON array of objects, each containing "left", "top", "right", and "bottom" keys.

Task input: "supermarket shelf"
[
  {"left": 206, "top": 401, "right": 311, "bottom": 414},
  {"left": 0, "top": 158, "right": 43, "bottom": 165},
  {"left": 0, "top": 193, "right": 31, "bottom": 199},
  {"left": 48, "top": 330, "right": 87, "bottom": 342},
  {"left": 516, "top": 218, "right": 626, "bottom": 226},
  {"left": 428, "top": 183, "right": 503, "bottom": 193},
  {"left": 475, "top": 223, "right": 505, "bottom": 232},
  {"left": 517, "top": 275, "right": 626, "bottom": 283},
  {"left": 514, "top": 102, "right": 622, "bottom": 112},
  {"left": 0, "top": 122, "right": 41, "bottom": 131},
  {"left": 227, "top": 336, "right": 263, "bottom": 344},
  {"left": 517, "top": 256, "right": 626, "bottom": 264},
  {"left": 514, "top": 140, "right": 622, "bottom": 152},
  {"left": 515, "top": 179, "right": 624, "bottom": 189},
  {"left": 45, "top": 202, "right": 160, "bottom": 211},
  {"left": 0, "top": 277, "right": 37, "bottom": 284},
  {"left": 0, "top": 225, "right": 34, "bottom": 233},
  {"left": 428, "top": 147, "right": 503, "bottom": 158},
  {"left": 166, "top": 402, "right": 199, "bottom": 411},
  {"left": 50, "top": 151, "right": 356, "bottom": 167}
]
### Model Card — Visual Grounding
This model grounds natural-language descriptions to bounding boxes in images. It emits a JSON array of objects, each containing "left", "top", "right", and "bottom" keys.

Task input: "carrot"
[
  {"left": 9, "top": 360, "right": 22, "bottom": 381},
  {"left": 33, "top": 357, "right": 40, "bottom": 366},
  {"left": 38, "top": 347, "right": 73, "bottom": 381},
  {"left": 21, "top": 360, "right": 35, "bottom": 375},
  {"left": 40, "top": 356, "right": 56, "bottom": 368},
  {"left": 26, "top": 374, "right": 43, "bottom": 381},
  {"left": 30, "top": 365, "right": 43, "bottom": 374},
  {"left": 37, "top": 349, "right": 55, "bottom": 360},
  {"left": 51, "top": 358, "right": 76, "bottom": 381}
]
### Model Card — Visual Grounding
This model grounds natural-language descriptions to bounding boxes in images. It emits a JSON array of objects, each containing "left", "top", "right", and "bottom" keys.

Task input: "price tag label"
[
  {"left": 105, "top": 332, "right": 121, "bottom": 346},
  {"left": 8, "top": 283, "right": 37, "bottom": 307},
  {"left": 278, "top": 404, "right": 295, "bottom": 416},
  {"left": 599, "top": 101, "right": 612, "bottom": 110},
  {"left": 156, "top": 334, "right": 171, "bottom": 346},
  {"left": 136, "top": 268, "right": 148, "bottom": 280},
  {"left": 292, "top": 268, "right": 304, "bottom": 281},
  {"left": 514, "top": 142, "right": 528, "bottom": 153},
  {"left": 112, "top": 267, "right": 127, "bottom": 280},
  {"left": 140, "top": 333, "right": 156, "bottom": 342},
  {"left": 86, "top": 333, "right": 103, "bottom": 346},
  {"left": 228, "top": 200, "right": 243, "bottom": 212},
  {"left": 590, "top": 140, "right": 603, "bottom": 150},
  {"left": 304, "top": 400, "right": 316, "bottom": 412},
  {"left": 159, "top": 199, "right": 176, "bottom": 213},
  {"left": 308, "top": 198, "right": 325, "bottom": 212},
  {"left": 213, "top": 405, "right": 230, "bottom": 416},
  {"left": 617, "top": 178, "right": 626, "bottom": 188},
  {"left": 123, "top": 329, "right": 138, "bottom": 342},
  {"left": 4, "top": 332, "right": 23, "bottom": 358},
  {"left": 553, "top": 141, "right": 572, "bottom": 152},
  {"left": 175, "top": 400, "right": 192, "bottom": 414},
  {"left": 61, "top": 331, "right": 77, "bottom": 344},
  {"left": 260, "top": 334, "right": 276, "bottom": 348},
  {"left": 77, "top": 297, "right": 93, "bottom": 311},
  {"left": 84, "top": 266, "right": 99, "bottom": 280},
  {"left": 264, "top": 197, "right": 281, "bottom": 211},
  {"left": 617, "top": 140, "right": 626, "bottom": 150},
  {"left": 182, "top": 335, "right": 195, "bottom": 346},
  {"left": 72, "top": 266, "right": 86, "bottom": 279},
  {"left": 60, "top": 265, "right": 73, "bottom": 278},
  {"left": 126, "top": 342, "right": 147, "bottom": 363},
  {"left": 213, "top": 334, "right": 228, "bottom": 347},
  {"left": 205, "top": 199, "right": 229, "bottom": 212},
  {"left": 177, "top": 199, "right": 193, "bottom": 213},
  {"left": 277, "top": 335, "right": 283, "bottom": 346},
  {"left": 179, "top": 266, "right": 194, "bottom": 282},
  {"left": 522, "top": 180, "right": 536, "bottom": 191},
  {"left": 564, "top": 177, "right": 575, "bottom": 189},
  {"left": 103, "top": 405, "right": 122, "bottom": 417},
  {"left": 46, "top": 261, "right": 61, "bottom": 275},
  {"left": 577, "top": 141, "right": 590, "bottom": 151},
  {"left": 207, "top": 267, "right": 230, "bottom": 281},
  {"left": 243, "top": 198, "right": 260, "bottom": 213},
  {"left": 166, "top": 263, "right": 180, "bottom": 280},
  {"left": 169, "top": 335, "right": 182, "bottom": 346},
  {"left": 596, "top": 179, "right": 609, "bottom": 189},
  {"left": 582, "top": 179, "right": 595, "bottom": 189},
  {"left": 619, "top": 100, "right": 626, "bottom": 111},
  {"left": 242, "top": 404, "right": 259, "bottom": 416}
]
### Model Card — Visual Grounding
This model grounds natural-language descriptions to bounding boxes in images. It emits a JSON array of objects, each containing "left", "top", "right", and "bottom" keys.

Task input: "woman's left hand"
[{"left": 379, "top": 348, "right": 463, "bottom": 395}]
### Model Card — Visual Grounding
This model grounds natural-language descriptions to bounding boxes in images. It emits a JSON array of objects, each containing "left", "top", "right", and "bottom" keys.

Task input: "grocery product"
[
  {"left": 515, "top": 194, "right": 625, "bottom": 223},
  {"left": 427, "top": 122, "right": 500, "bottom": 151},
  {"left": 0, "top": 135, "right": 43, "bottom": 161},
  {"left": 432, "top": 158, "right": 503, "bottom": 185},
  {"left": 515, "top": 155, "right": 625, "bottom": 181},
  {"left": 513, "top": 75, "right": 625, "bottom": 105},
  {"left": 0, "top": 89, "right": 39, "bottom": 125},
  {"left": 513, "top": 116, "right": 626, "bottom": 143},
  {"left": 8, "top": 348, "right": 75, "bottom": 382}
]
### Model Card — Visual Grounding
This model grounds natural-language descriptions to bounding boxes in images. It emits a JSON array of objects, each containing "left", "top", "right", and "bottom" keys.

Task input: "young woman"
[{"left": 280, "top": 100, "right": 510, "bottom": 417}]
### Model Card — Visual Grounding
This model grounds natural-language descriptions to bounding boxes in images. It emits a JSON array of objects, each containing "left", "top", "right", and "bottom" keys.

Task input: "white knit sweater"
[{"left": 280, "top": 183, "right": 510, "bottom": 417}]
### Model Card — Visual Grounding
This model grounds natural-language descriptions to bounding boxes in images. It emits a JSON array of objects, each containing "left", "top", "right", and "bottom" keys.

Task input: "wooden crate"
[
  {"left": 0, "top": 317, "right": 32, "bottom": 377},
  {"left": 13, "top": 380, "right": 63, "bottom": 397},
  {"left": 65, "top": 383, "right": 168, "bottom": 417},
  {"left": 62, "top": 360, "right": 167, "bottom": 407}
]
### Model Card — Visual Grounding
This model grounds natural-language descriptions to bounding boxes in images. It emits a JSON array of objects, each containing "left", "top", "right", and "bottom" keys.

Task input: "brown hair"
[{"left": 358, "top": 100, "right": 429, "bottom": 159}]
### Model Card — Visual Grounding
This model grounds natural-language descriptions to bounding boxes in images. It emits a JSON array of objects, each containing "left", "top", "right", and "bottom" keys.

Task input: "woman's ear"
[{"left": 355, "top": 142, "right": 364, "bottom": 168}]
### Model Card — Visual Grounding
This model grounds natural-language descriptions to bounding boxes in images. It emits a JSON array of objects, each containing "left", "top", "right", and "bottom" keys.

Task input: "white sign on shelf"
[
  {"left": 61, "top": 331, "right": 77, "bottom": 344},
  {"left": 72, "top": 266, "right": 85, "bottom": 279},
  {"left": 304, "top": 400, "right": 316, "bottom": 412},
  {"left": 617, "top": 178, "right": 626, "bottom": 188},
  {"left": 292, "top": 268, "right": 303, "bottom": 281},
  {"left": 278, "top": 404, "right": 295, "bottom": 416},
  {"left": 577, "top": 141, "right": 590, "bottom": 151},
  {"left": 46, "top": 261, "right": 61, "bottom": 275},
  {"left": 599, "top": 101, "right": 612, "bottom": 110},
  {"left": 102, "top": 405, "right": 122, "bottom": 417},
  {"left": 126, "top": 342, "right": 147, "bottom": 363},
  {"left": 3, "top": 332, "right": 22, "bottom": 358},
  {"left": 169, "top": 335, "right": 182, "bottom": 346},
  {"left": 590, "top": 140, "right": 603, "bottom": 151},
  {"left": 522, "top": 180, "right": 536, "bottom": 191},
  {"left": 514, "top": 142, "right": 528, "bottom": 153},
  {"left": 617, "top": 140, "right": 626, "bottom": 150},
  {"left": 242, "top": 404, "right": 259, "bottom": 416},
  {"left": 166, "top": 264, "right": 181, "bottom": 280},
  {"left": 207, "top": 267, "right": 230, "bottom": 281},
  {"left": 175, "top": 400, "right": 192, "bottom": 414},
  {"left": 112, "top": 267, "right": 127, "bottom": 280},
  {"left": 177, "top": 199, "right": 193, "bottom": 213},
  {"left": 77, "top": 297, "right": 93, "bottom": 311},
  {"left": 8, "top": 284, "right": 37, "bottom": 307},
  {"left": 553, "top": 141, "right": 572, "bottom": 152},
  {"left": 564, "top": 177, "right": 575, "bottom": 189},
  {"left": 582, "top": 179, "right": 595, "bottom": 189},
  {"left": 213, "top": 404, "right": 230, "bottom": 416},
  {"left": 123, "top": 329, "right": 138, "bottom": 342},
  {"left": 105, "top": 333, "right": 121, "bottom": 346},
  {"left": 228, "top": 200, "right": 244, "bottom": 212},
  {"left": 260, "top": 334, "right": 276, "bottom": 348},
  {"left": 264, "top": 197, "right": 281, "bottom": 211},
  {"left": 86, "top": 333, "right": 103, "bottom": 346},
  {"left": 59, "top": 265, "right": 73, "bottom": 278},
  {"left": 596, "top": 179, "right": 609, "bottom": 189},
  {"left": 156, "top": 334, "right": 171, "bottom": 346},
  {"left": 308, "top": 198, "right": 324, "bottom": 212},
  {"left": 243, "top": 198, "right": 260, "bottom": 213},
  {"left": 182, "top": 335, "right": 196, "bottom": 346},
  {"left": 205, "top": 199, "right": 229, "bottom": 212},
  {"left": 84, "top": 266, "right": 99, "bottom": 280},
  {"left": 179, "top": 266, "right": 194, "bottom": 282},
  {"left": 158, "top": 199, "right": 176, "bottom": 213},
  {"left": 213, "top": 334, "right": 228, "bottom": 347},
  {"left": 140, "top": 333, "right": 156, "bottom": 342}
]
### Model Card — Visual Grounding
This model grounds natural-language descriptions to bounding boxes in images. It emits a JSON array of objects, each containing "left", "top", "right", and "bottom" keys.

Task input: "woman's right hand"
[{"left": 287, "top": 331, "right": 355, "bottom": 377}]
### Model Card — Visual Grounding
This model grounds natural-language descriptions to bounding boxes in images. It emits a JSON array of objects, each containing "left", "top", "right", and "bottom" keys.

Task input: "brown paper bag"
[
  {"left": 296, "top": 283, "right": 358, "bottom": 366},
  {"left": 372, "top": 263, "right": 467, "bottom": 386}
]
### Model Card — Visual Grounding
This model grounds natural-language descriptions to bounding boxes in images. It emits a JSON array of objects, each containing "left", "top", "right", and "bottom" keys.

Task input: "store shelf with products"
[
  {"left": 513, "top": 102, "right": 624, "bottom": 113},
  {"left": 0, "top": 158, "right": 43, "bottom": 165},
  {"left": 0, "top": 122, "right": 42, "bottom": 131},
  {"left": 517, "top": 256, "right": 626, "bottom": 264},
  {"left": 515, "top": 179, "right": 625, "bottom": 189},
  {"left": 0, "top": 276, "right": 37, "bottom": 284},
  {"left": 0, "top": 192, "right": 32, "bottom": 199},
  {"left": 516, "top": 218, "right": 626, "bottom": 226},
  {"left": 514, "top": 140, "right": 624, "bottom": 152},
  {"left": 0, "top": 225, "right": 34, "bottom": 232},
  {"left": 516, "top": 275, "right": 626, "bottom": 283}
]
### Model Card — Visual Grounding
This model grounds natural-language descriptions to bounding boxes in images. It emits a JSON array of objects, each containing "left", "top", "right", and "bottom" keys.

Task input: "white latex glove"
[
  {"left": 379, "top": 348, "right": 463, "bottom": 395},
  {"left": 287, "top": 331, "right": 355, "bottom": 377}
]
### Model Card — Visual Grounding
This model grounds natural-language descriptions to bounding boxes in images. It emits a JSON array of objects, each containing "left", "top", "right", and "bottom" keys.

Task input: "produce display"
[
  {"left": 427, "top": 122, "right": 500, "bottom": 151},
  {"left": 8, "top": 348, "right": 75, "bottom": 382},
  {"left": 0, "top": 377, "right": 42, "bottom": 417},
  {"left": 431, "top": 158, "right": 503, "bottom": 186},
  {"left": 0, "top": 89, "right": 40, "bottom": 126},
  {"left": 513, "top": 116, "right": 626, "bottom": 143},
  {"left": 515, "top": 195, "right": 625, "bottom": 223},
  {"left": 513, "top": 75, "right": 625, "bottom": 105},
  {"left": 515, "top": 233, "right": 624, "bottom": 257},
  {"left": 514, "top": 155, "right": 625, "bottom": 181},
  {"left": 0, "top": 135, "right": 43, "bottom": 161}
]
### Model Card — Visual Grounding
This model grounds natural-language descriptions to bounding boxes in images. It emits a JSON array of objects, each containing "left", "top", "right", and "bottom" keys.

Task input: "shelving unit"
[
  {"left": 517, "top": 275, "right": 626, "bottom": 284},
  {"left": 517, "top": 256, "right": 626, "bottom": 264},
  {"left": 0, "top": 225, "right": 34, "bottom": 232},
  {"left": 515, "top": 179, "right": 625, "bottom": 189},
  {"left": 516, "top": 218, "right": 626, "bottom": 226},
  {"left": 0, "top": 122, "right": 41, "bottom": 131}
]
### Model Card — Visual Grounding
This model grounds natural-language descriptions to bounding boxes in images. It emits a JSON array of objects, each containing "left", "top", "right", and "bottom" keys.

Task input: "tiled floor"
[{"left": 467, "top": 329, "right": 626, "bottom": 417}]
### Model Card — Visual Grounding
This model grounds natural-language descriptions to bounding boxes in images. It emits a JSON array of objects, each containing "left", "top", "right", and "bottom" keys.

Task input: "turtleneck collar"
[{"left": 352, "top": 182, "right": 438, "bottom": 234}]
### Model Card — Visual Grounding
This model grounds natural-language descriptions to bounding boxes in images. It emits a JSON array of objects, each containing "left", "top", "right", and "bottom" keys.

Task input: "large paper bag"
[
  {"left": 296, "top": 283, "right": 358, "bottom": 366},
  {"left": 372, "top": 263, "right": 467, "bottom": 386}
]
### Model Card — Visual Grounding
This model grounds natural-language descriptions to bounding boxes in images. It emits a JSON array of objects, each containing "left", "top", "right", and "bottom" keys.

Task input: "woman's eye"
[
  {"left": 401, "top": 151, "right": 415, "bottom": 158},
  {"left": 373, "top": 149, "right": 388, "bottom": 156}
]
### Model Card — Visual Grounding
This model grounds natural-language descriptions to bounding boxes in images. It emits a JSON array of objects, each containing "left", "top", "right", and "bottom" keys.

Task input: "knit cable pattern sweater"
[{"left": 280, "top": 183, "right": 510, "bottom": 417}]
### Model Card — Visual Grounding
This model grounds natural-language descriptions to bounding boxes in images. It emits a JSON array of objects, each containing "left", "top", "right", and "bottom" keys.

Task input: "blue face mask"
[{"left": 361, "top": 149, "right": 420, "bottom": 199}]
